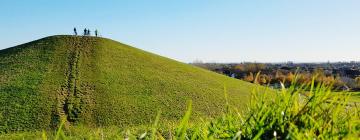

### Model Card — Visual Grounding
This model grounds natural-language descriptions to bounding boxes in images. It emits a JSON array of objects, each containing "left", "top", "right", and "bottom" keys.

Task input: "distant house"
[{"left": 231, "top": 73, "right": 236, "bottom": 78}]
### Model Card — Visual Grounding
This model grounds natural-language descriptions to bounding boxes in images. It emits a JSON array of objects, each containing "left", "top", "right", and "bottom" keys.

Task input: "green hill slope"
[{"left": 0, "top": 35, "right": 254, "bottom": 132}]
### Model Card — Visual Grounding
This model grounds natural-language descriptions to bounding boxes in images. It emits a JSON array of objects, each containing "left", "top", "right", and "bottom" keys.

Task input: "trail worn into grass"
[{"left": 57, "top": 36, "right": 97, "bottom": 126}]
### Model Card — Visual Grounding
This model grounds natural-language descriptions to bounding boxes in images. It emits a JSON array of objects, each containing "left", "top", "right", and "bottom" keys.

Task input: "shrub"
[{"left": 174, "top": 77, "right": 360, "bottom": 139}]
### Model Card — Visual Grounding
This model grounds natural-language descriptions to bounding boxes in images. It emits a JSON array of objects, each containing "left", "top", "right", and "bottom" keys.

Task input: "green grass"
[
  {"left": 1, "top": 78, "right": 358, "bottom": 139},
  {"left": 0, "top": 35, "right": 255, "bottom": 132},
  {"left": 347, "top": 92, "right": 360, "bottom": 102}
]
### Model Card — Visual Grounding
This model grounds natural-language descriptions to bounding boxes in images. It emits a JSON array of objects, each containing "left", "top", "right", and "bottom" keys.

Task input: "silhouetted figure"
[
  {"left": 84, "top": 28, "right": 87, "bottom": 36},
  {"left": 95, "top": 29, "right": 98, "bottom": 37},
  {"left": 74, "top": 28, "right": 77, "bottom": 36},
  {"left": 88, "top": 29, "right": 91, "bottom": 36}
]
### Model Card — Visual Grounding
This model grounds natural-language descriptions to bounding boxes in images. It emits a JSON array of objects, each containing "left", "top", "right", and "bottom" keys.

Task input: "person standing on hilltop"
[
  {"left": 95, "top": 29, "right": 98, "bottom": 37},
  {"left": 88, "top": 29, "right": 91, "bottom": 36},
  {"left": 74, "top": 27, "right": 77, "bottom": 36},
  {"left": 84, "top": 28, "right": 87, "bottom": 36}
]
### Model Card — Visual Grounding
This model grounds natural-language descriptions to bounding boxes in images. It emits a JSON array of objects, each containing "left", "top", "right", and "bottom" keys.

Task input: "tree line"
[{"left": 193, "top": 62, "right": 360, "bottom": 91}]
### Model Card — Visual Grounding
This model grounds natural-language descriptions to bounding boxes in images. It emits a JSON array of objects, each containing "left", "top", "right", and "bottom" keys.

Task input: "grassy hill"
[{"left": 0, "top": 35, "right": 254, "bottom": 132}]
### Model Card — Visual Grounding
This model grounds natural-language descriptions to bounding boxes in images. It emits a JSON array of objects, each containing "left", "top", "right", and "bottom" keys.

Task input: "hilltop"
[{"left": 0, "top": 35, "right": 254, "bottom": 132}]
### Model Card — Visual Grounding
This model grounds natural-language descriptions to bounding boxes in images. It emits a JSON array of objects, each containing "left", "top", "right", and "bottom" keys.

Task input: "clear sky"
[{"left": 1, "top": 0, "right": 359, "bottom": 63}]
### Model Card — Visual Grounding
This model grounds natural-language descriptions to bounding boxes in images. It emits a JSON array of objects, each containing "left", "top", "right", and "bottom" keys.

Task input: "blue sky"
[{"left": 1, "top": 0, "right": 359, "bottom": 63}]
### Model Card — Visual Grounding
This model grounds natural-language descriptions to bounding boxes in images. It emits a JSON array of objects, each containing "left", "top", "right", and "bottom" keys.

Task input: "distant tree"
[
  {"left": 234, "top": 63, "right": 266, "bottom": 73},
  {"left": 355, "top": 77, "right": 360, "bottom": 87},
  {"left": 244, "top": 72, "right": 254, "bottom": 83},
  {"left": 275, "top": 70, "right": 286, "bottom": 82},
  {"left": 263, "top": 74, "right": 272, "bottom": 84},
  {"left": 313, "top": 68, "right": 325, "bottom": 77},
  {"left": 247, "top": 63, "right": 258, "bottom": 73},
  {"left": 297, "top": 73, "right": 312, "bottom": 84},
  {"left": 258, "top": 74, "right": 269, "bottom": 84},
  {"left": 286, "top": 72, "right": 295, "bottom": 83},
  {"left": 333, "top": 74, "right": 345, "bottom": 88},
  {"left": 341, "top": 77, "right": 357, "bottom": 89},
  {"left": 322, "top": 76, "right": 335, "bottom": 85},
  {"left": 235, "top": 64, "right": 246, "bottom": 72},
  {"left": 256, "top": 63, "right": 266, "bottom": 71}
]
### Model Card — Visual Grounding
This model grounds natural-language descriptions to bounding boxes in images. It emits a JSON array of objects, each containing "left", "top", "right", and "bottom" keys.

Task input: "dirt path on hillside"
[{"left": 57, "top": 36, "right": 97, "bottom": 126}]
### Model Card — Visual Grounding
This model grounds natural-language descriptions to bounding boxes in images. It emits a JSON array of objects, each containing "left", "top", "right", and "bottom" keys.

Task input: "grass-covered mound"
[
  {"left": 0, "top": 35, "right": 254, "bottom": 132},
  {"left": 1, "top": 80, "right": 358, "bottom": 139}
]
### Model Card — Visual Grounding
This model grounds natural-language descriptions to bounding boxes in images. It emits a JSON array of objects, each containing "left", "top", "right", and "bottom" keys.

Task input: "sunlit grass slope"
[{"left": 0, "top": 35, "right": 254, "bottom": 132}]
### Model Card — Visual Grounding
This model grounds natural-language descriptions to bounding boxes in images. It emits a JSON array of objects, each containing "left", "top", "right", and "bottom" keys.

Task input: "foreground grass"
[{"left": 2, "top": 78, "right": 359, "bottom": 139}]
